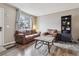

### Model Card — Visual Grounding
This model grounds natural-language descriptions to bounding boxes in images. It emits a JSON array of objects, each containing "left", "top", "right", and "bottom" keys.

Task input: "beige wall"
[
  {"left": 37, "top": 8, "right": 79, "bottom": 41},
  {"left": 0, "top": 4, "right": 16, "bottom": 45},
  {"left": 0, "top": 3, "right": 79, "bottom": 43}
]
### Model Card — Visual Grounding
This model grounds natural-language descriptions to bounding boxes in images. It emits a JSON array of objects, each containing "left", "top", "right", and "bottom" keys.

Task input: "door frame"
[{"left": 0, "top": 8, "right": 4, "bottom": 46}]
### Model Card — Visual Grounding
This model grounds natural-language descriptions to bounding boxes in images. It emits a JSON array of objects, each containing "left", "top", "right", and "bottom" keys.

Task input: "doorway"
[{"left": 0, "top": 8, "right": 4, "bottom": 46}]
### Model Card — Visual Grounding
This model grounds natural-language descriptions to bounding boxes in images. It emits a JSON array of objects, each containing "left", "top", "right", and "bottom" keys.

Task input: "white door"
[{"left": 0, "top": 8, "right": 4, "bottom": 46}]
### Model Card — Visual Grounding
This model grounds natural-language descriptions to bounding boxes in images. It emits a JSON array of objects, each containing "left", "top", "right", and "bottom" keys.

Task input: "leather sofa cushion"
[
  {"left": 25, "top": 35, "right": 33, "bottom": 38},
  {"left": 18, "top": 33, "right": 24, "bottom": 35},
  {"left": 25, "top": 33, "right": 38, "bottom": 38},
  {"left": 48, "top": 29, "right": 57, "bottom": 34}
]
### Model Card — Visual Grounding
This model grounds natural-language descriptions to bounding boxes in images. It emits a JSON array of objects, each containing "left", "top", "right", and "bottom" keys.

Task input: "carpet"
[{"left": 49, "top": 46, "right": 77, "bottom": 56}]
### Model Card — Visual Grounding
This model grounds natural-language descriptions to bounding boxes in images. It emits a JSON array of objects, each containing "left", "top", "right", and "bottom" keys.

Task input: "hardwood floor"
[
  {"left": 0, "top": 41, "right": 79, "bottom": 56},
  {"left": 0, "top": 41, "right": 48, "bottom": 56}
]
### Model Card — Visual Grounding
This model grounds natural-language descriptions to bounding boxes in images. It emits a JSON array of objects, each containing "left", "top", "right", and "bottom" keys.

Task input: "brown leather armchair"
[{"left": 43, "top": 29, "right": 59, "bottom": 41}]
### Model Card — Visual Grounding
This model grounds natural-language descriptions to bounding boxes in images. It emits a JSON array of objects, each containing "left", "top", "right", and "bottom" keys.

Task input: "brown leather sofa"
[{"left": 15, "top": 30, "right": 40, "bottom": 44}]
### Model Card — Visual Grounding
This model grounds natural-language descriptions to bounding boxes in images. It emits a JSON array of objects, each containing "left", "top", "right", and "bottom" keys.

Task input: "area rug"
[{"left": 49, "top": 46, "right": 77, "bottom": 56}]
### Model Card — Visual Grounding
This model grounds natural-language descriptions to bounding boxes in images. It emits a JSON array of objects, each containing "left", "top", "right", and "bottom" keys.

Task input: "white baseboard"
[{"left": 3, "top": 41, "right": 15, "bottom": 46}]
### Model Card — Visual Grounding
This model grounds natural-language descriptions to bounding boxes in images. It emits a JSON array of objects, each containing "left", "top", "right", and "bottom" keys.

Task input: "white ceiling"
[{"left": 9, "top": 3, "right": 79, "bottom": 16}]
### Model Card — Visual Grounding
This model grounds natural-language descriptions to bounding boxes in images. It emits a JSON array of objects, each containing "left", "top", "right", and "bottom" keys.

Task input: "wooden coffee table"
[{"left": 34, "top": 35, "right": 55, "bottom": 53}]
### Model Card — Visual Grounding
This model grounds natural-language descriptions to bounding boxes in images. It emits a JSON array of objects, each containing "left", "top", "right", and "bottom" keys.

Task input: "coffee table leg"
[
  {"left": 48, "top": 42, "right": 50, "bottom": 53},
  {"left": 52, "top": 41, "right": 54, "bottom": 45},
  {"left": 35, "top": 40, "right": 38, "bottom": 48}
]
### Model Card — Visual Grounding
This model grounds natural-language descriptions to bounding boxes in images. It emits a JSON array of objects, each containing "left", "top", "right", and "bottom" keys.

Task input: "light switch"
[{"left": 6, "top": 25, "right": 10, "bottom": 28}]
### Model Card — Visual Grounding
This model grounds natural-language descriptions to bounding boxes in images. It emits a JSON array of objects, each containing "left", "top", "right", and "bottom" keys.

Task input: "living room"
[{"left": 0, "top": 3, "right": 79, "bottom": 56}]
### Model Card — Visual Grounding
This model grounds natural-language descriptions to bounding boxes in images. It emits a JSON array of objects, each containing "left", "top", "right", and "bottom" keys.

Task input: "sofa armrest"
[
  {"left": 43, "top": 32, "right": 49, "bottom": 35},
  {"left": 52, "top": 33, "right": 58, "bottom": 37},
  {"left": 15, "top": 34, "right": 25, "bottom": 41}
]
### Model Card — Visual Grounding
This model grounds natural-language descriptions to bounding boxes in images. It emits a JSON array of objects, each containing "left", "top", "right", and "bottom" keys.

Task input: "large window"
[{"left": 16, "top": 9, "right": 32, "bottom": 32}]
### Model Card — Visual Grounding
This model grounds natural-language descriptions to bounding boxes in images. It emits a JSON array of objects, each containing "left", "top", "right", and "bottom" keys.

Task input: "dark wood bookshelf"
[{"left": 61, "top": 15, "right": 72, "bottom": 42}]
